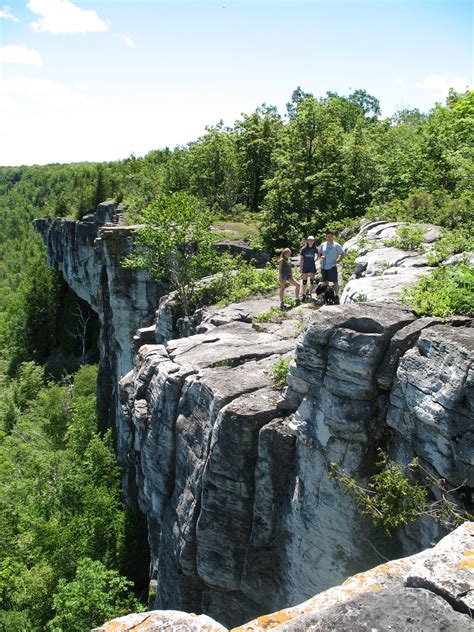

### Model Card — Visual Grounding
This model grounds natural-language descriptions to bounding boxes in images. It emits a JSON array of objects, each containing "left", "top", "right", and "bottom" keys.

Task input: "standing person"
[
  {"left": 318, "top": 231, "right": 344, "bottom": 298},
  {"left": 279, "top": 248, "right": 300, "bottom": 309},
  {"left": 299, "top": 235, "right": 318, "bottom": 301}
]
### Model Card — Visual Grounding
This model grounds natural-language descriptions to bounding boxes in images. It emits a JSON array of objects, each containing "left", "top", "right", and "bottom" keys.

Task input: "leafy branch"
[{"left": 329, "top": 450, "right": 472, "bottom": 534}]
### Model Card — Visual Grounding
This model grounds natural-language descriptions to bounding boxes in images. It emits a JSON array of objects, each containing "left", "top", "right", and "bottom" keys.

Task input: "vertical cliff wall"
[
  {"left": 120, "top": 298, "right": 472, "bottom": 627},
  {"left": 33, "top": 203, "right": 162, "bottom": 435}
]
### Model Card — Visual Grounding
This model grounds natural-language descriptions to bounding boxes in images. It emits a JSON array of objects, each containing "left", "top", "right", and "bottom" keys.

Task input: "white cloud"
[
  {"left": 0, "top": 45, "right": 43, "bottom": 67},
  {"left": 394, "top": 76, "right": 405, "bottom": 86},
  {"left": 416, "top": 74, "right": 470, "bottom": 96},
  {"left": 0, "top": 76, "right": 88, "bottom": 106},
  {"left": 121, "top": 34, "right": 135, "bottom": 49},
  {"left": 27, "top": 0, "right": 108, "bottom": 34},
  {"left": 0, "top": 5, "right": 19, "bottom": 21}
]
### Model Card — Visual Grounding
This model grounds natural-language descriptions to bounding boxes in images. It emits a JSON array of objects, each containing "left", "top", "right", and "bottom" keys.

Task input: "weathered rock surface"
[
  {"left": 341, "top": 221, "right": 442, "bottom": 304},
  {"left": 92, "top": 610, "right": 227, "bottom": 631},
  {"left": 96, "top": 522, "right": 474, "bottom": 631},
  {"left": 120, "top": 297, "right": 314, "bottom": 627},
  {"left": 120, "top": 295, "right": 472, "bottom": 627}
]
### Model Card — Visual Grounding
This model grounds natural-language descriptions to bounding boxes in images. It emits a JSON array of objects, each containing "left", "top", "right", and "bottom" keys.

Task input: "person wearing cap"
[
  {"left": 318, "top": 230, "right": 344, "bottom": 298},
  {"left": 299, "top": 236, "right": 318, "bottom": 301}
]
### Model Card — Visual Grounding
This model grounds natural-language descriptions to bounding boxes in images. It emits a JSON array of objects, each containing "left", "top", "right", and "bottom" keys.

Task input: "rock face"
[
  {"left": 33, "top": 203, "right": 162, "bottom": 431},
  {"left": 341, "top": 220, "right": 441, "bottom": 304},
  {"left": 120, "top": 296, "right": 472, "bottom": 627},
  {"left": 120, "top": 296, "right": 309, "bottom": 626},
  {"left": 95, "top": 522, "right": 474, "bottom": 631}
]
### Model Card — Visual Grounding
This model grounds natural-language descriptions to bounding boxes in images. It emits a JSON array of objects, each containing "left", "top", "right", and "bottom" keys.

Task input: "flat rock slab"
[
  {"left": 406, "top": 521, "right": 474, "bottom": 616},
  {"left": 92, "top": 610, "right": 227, "bottom": 631},
  {"left": 280, "top": 586, "right": 473, "bottom": 631},
  {"left": 234, "top": 522, "right": 474, "bottom": 631},
  {"left": 341, "top": 268, "right": 431, "bottom": 304},
  {"left": 167, "top": 321, "right": 296, "bottom": 369}
]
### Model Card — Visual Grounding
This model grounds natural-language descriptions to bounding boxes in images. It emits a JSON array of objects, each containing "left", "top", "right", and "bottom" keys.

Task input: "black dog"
[{"left": 314, "top": 283, "right": 340, "bottom": 305}]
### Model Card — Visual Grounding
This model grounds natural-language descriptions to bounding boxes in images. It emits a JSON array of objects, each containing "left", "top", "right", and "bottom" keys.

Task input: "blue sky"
[{"left": 0, "top": 0, "right": 472, "bottom": 165}]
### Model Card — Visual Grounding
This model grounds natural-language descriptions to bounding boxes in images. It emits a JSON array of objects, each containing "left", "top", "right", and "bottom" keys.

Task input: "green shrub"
[
  {"left": 402, "top": 262, "right": 474, "bottom": 317},
  {"left": 269, "top": 357, "right": 291, "bottom": 388},
  {"left": 254, "top": 307, "right": 286, "bottom": 323},
  {"left": 384, "top": 224, "right": 425, "bottom": 251},
  {"left": 195, "top": 261, "right": 278, "bottom": 308},
  {"left": 329, "top": 453, "right": 428, "bottom": 533},
  {"left": 341, "top": 249, "right": 358, "bottom": 283},
  {"left": 426, "top": 229, "right": 474, "bottom": 265},
  {"left": 329, "top": 450, "right": 472, "bottom": 534}
]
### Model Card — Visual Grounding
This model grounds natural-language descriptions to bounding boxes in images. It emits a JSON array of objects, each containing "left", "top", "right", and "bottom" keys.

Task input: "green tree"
[
  {"left": 261, "top": 95, "right": 346, "bottom": 251},
  {"left": 187, "top": 122, "right": 239, "bottom": 213},
  {"left": 48, "top": 558, "right": 143, "bottom": 632},
  {"left": 347, "top": 88, "right": 381, "bottom": 118},
  {"left": 124, "top": 192, "right": 217, "bottom": 317},
  {"left": 235, "top": 105, "right": 283, "bottom": 212}
]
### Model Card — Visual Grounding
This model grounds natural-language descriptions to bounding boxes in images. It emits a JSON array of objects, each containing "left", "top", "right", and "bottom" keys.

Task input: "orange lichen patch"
[
  {"left": 232, "top": 609, "right": 294, "bottom": 631},
  {"left": 457, "top": 549, "right": 474, "bottom": 570}
]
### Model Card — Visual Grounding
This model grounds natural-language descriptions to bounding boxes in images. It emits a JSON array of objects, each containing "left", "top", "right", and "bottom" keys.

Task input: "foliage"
[
  {"left": 402, "top": 262, "right": 474, "bottom": 317},
  {"left": 194, "top": 260, "right": 278, "bottom": 309},
  {"left": 341, "top": 249, "right": 358, "bottom": 284},
  {"left": 0, "top": 365, "right": 145, "bottom": 630},
  {"left": 329, "top": 450, "right": 472, "bottom": 534},
  {"left": 383, "top": 224, "right": 425, "bottom": 251},
  {"left": 124, "top": 192, "right": 217, "bottom": 318},
  {"left": 187, "top": 122, "right": 239, "bottom": 214},
  {"left": 48, "top": 558, "right": 144, "bottom": 632},
  {"left": 329, "top": 453, "right": 428, "bottom": 533},
  {"left": 269, "top": 357, "right": 291, "bottom": 388},
  {"left": 253, "top": 306, "right": 287, "bottom": 323},
  {"left": 426, "top": 228, "right": 474, "bottom": 266},
  {"left": 234, "top": 105, "right": 283, "bottom": 212}
]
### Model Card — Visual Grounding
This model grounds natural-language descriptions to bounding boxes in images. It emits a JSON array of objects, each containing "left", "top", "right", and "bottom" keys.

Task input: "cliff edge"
[{"left": 94, "top": 521, "right": 473, "bottom": 630}]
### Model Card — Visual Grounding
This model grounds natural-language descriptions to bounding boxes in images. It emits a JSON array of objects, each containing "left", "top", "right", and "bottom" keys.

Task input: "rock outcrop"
[
  {"left": 94, "top": 522, "right": 474, "bottom": 630},
  {"left": 341, "top": 220, "right": 441, "bottom": 303},
  {"left": 120, "top": 296, "right": 472, "bottom": 627},
  {"left": 120, "top": 295, "right": 311, "bottom": 626}
]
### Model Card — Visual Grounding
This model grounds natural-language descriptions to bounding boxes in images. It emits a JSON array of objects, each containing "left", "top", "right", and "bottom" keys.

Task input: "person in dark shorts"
[
  {"left": 279, "top": 248, "right": 300, "bottom": 309},
  {"left": 318, "top": 231, "right": 344, "bottom": 298},
  {"left": 299, "top": 235, "right": 318, "bottom": 301}
]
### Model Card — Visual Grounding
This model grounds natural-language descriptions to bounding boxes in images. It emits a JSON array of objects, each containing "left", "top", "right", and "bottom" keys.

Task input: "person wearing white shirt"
[{"left": 318, "top": 230, "right": 344, "bottom": 297}]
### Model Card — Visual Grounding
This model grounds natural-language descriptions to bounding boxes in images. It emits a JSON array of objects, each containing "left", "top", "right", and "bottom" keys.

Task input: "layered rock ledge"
[
  {"left": 94, "top": 522, "right": 474, "bottom": 630},
  {"left": 120, "top": 296, "right": 472, "bottom": 627}
]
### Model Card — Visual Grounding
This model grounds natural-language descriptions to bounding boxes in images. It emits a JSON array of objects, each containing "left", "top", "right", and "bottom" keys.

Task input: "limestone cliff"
[
  {"left": 34, "top": 213, "right": 473, "bottom": 629},
  {"left": 121, "top": 298, "right": 472, "bottom": 626}
]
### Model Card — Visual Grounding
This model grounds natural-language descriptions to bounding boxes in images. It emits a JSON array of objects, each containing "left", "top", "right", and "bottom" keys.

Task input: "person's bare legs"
[
  {"left": 301, "top": 272, "right": 315, "bottom": 298},
  {"left": 290, "top": 278, "right": 300, "bottom": 299},
  {"left": 279, "top": 280, "right": 286, "bottom": 304}
]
